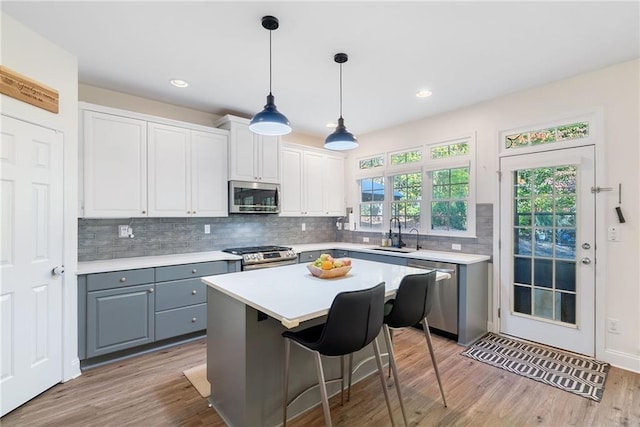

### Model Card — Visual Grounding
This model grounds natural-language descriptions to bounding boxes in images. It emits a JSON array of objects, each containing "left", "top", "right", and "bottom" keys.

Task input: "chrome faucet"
[
  {"left": 389, "top": 217, "right": 405, "bottom": 248},
  {"left": 409, "top": 228, "right": 421, "bottom": 250}
]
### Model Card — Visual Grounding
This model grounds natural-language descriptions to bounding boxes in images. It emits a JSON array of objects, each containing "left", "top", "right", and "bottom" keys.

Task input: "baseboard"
[{"left": 602, "top": 348, "right": 640, "bottom": 374}]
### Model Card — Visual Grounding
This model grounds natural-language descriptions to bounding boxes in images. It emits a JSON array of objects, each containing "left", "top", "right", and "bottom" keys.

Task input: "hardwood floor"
[{"left": 2, "top": 329, "right": 638, "bottom": 426}]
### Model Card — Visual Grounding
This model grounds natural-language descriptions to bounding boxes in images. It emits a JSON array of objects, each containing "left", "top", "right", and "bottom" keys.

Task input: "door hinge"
[
  {"left": 498, "top": 308, "right": 501, "bottom": 318},
  {"left": 496, "top": 171, "right": 502, "bottom": 181}
]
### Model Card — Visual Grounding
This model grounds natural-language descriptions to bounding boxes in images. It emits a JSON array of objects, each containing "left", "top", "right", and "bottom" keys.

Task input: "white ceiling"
[{"left": 3, "top": 1, "right": 639, "bottom": 137}]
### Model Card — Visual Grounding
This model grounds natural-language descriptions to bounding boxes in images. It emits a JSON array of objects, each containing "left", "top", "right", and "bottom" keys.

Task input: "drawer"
[
  {"left": 155, "top": 261, "right": 228, "bottom": 282},
  {"left": 332, "top": 250, "right": 349, "bottom": 258},
  {"left": 155, "top": 303, "right": 206, "bottom": 341},
  {"left": 87, "top": 268, "right": 155, "bottom": 292},
  {"left": 155, "top": 278, "right": 206, "bottom": 311},
  {"left": 299, "top": 251, "right": 321, "bottom": 263}
]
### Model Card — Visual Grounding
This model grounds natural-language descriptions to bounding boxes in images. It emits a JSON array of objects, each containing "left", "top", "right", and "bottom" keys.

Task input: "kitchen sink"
[{"left": 371, "top": 247, "right": 417, "bottom": 254}]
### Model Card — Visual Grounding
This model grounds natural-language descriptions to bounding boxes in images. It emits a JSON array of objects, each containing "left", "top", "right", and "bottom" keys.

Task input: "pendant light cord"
[
  {"left": 269, "top": 30, "right": 273, "bottom": 95},
  {"left": 339, "top": 62, "right": 343, "bottom": 119}
]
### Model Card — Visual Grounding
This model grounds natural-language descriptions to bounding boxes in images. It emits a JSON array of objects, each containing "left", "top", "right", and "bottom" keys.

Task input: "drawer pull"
[
  {"left": 142, "top": 210, "right": 146, "bottom": 214},
  {"left": 148, "top": 288, "right": 154, "bottom": 293},
  {"left": 192, "top": 269, "right": 197, "bottom": 274},
  {"left": 192, "top": 290, "right": 197, "bottom": 295},
  {"left": 119, "top": 277, "right": 126, "bottom": 283},
  {"left": 191, "top": 317, "right": 197, "bottom": 323}
]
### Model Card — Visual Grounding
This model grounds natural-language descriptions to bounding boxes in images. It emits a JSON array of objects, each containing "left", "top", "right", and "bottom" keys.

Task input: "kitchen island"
[{"left": 202, "top": 260, "right": 450, "bottom": 427}]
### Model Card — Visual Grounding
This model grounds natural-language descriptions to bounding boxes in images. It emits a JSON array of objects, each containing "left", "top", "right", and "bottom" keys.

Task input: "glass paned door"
[{"left": 500, "top": 146, "right": 595, "bottom": 356}]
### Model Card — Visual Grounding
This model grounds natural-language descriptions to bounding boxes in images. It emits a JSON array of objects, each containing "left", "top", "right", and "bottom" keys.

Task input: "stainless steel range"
[{"left": 222, "top": 245, "right": 298, "bottom": 271}]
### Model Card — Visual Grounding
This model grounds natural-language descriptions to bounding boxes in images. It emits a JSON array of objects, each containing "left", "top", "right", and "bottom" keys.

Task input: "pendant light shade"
[
  {"left": 325, "top": 53, "right": 358, "bottom": 150},
  {"left": 250, "top": 16, "right": 291, "bottom": 136}
]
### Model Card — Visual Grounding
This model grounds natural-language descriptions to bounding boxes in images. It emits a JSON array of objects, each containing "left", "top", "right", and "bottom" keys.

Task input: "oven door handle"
[{"left": 243, "top": 259, "right": 298, "bottom": 271}]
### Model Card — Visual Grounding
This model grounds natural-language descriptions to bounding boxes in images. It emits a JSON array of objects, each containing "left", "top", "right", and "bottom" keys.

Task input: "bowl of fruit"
[{"left": 307, "top": 253, "right": 352, "bottom": 279}]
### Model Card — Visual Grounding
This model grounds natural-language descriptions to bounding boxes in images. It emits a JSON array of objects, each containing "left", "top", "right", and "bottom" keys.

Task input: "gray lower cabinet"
[
  {"left": 86, "top": 283, "right": 155, "bottom": 358},
  {"left": 298, "top": 250, "right": 321, "bottom": 263},
  {"left": 79, "top": 260, "right": 238, "bottom": 363}
]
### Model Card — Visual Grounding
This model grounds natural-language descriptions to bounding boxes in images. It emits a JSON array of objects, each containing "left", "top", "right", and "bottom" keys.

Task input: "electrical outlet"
[
  {"left": 608, "top": 226, "right": 619, "bottom": 242},
  {"left": 204, "top": 224, "right": 211, "bottom": 234},
  {"left": 363, "top": 237, "right": 369, "bottom": 243},
  {"left": 452, "top": 243, "right": 462, "bottom": 251},
  {"left": 607, "top": 318, "right": 621, "bottom": 334},
  {"left": 301, "top": 223, "right": 306, "bottom": 231},
  {"left": 118, "top": 225, "right": 129, "bottom": 238}
]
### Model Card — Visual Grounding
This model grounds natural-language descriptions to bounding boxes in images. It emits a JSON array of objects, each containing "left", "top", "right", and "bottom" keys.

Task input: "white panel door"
[
  {"left": 280, "top": 148, "right": 303, "bottom": 216},
  {"left": 499, "top": 146, "right": 595, "bottom": 356},
  {"left": 191, "top": 130, "right": 228, "bottom": 217},
  {"left": 147, "top": 123, "right": 190, "bottom": 217},
  {"left": 1, "top": 115, "right": 63, "bottom": 416},
  {"left": 303, "top": 152, "right": 325, "bottom": 216},
  {"left": 83, "top": 111, "right": 147, "bottom": 217}
]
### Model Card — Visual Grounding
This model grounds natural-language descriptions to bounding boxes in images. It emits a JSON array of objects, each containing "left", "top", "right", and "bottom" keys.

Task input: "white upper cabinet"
[
  {"left": 216, "top": 115, "right": 280, "bottom": 183},
  {"left": 81, "top": 104, "right": 228, "bottom": 218},
  {"left": 280, "top": 143, "right": 345, "bottom": 217},
  {"left": 324, "top": 155, "right": 345, "bottom": 216},
  {"left": 83, "top": 110, "right": 148, "bottom": 217},
  {"left": 190, "top": 130, "right": 228, "bottom": 217}
]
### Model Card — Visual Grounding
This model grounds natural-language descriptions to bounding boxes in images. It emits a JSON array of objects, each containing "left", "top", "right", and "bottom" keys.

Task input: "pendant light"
[
  {"left": 249, "top": 15, "right": 291, "bottom": 136},
  {"left": 325, "top": 52, "right": 358, "bottom": 150}
]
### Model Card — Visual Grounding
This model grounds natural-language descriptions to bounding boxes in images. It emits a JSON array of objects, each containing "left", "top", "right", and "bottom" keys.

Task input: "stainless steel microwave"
[{"left": 229, "top": 181, "right": 280, "bottom": 214}]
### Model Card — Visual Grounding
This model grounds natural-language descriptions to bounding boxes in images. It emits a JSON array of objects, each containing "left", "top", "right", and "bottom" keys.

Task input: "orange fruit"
[{"left": 321, "top": 260, "right": 334, "bottom": 270}]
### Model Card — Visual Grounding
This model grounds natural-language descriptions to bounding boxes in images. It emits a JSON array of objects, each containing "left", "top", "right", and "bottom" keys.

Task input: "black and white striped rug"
[{"left": 461, "top": 333, "right": 609, "bottom": 402}]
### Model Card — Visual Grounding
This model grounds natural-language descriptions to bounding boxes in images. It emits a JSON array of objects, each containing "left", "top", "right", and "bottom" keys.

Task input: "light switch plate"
[
  {"left": 608, "top": 226, "right": 619, "bottom": 242},
  {"left": 204, "top": 224, "right": 211, "bottom": 234},
  {"left": 118, "top": 225, "right": 129, "bottom": 238}
]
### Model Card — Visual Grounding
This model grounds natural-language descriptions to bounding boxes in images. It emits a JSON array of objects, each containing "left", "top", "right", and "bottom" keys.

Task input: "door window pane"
[
  {"left": 514, "top": 228, "right": 532, "bottom": 256},
  {"left": 534, "top": 288, "right": 553, "bottom": 319},
  {"left": 534, "top": 259, "right": 553, "bottom": 288},
  {"left": 514, "top": 257, "right": 532, "bottom": 285},
  {"left": 514, "top": 285, "right": 531, "bottom": 315},
  {"left": 555, "top": 261, "right": 576, "bottom": 291},
  {"left": 555, "top": 292, "right": 576, "bottom": 323}
]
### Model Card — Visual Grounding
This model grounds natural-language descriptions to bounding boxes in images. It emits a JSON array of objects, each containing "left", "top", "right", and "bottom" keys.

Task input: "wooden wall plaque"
[{"left": 0, "top": 65, "right": 59, "bottom": 113}]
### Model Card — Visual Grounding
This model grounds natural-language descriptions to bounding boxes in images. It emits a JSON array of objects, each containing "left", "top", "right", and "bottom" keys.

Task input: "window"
[
  {"left": 359, "top": 155, "right": 384, "bottom": 170},
  {"left": 505, "top": 122, "right": 589, "bottom": 150},
  {"left": 429, "top": 167, "right": 469, "bottom": 231},
  {"left": 390, "top": 149, "right": 421, "bottom": 165},
  {"left": 390, "top": 172, "right": 422, "bottom": 229},
  {"left": 355, "top": 139, "right": 475, "bottom": 237},
  {"left": 359, "top": 176, "right": 384, "bottom": 229}
]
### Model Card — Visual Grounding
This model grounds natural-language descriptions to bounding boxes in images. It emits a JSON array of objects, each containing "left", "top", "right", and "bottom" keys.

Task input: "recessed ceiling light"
[
  {"left": 170, "top": 79, "right": 189, "bottom": 88},
  {"left": 416, "top": 90, "right": 432, "bottom": 98},
  {"left": 326, "top": 122, "right": 337, "bottom": 128}
]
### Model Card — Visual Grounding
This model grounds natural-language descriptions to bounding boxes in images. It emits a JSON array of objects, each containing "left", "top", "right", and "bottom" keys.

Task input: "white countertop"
[
  {"left": 290, "top": 242, "right": 491, "bottom": 265},
  {"left": 202, "top": 260, "right": 450, "bottom": 329},
  {"left": 76, "top": 251, "right": 242, "bottom": 275}
]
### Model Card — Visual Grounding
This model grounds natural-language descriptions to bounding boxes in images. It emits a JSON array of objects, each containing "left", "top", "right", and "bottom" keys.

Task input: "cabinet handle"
[
  {"left": 148, "top": 288, "right": 154, "bottom": 293},
  {"left": 119, "top": 277, "right": 126, "bottom": 283},
  {"left": 193, "top": 211, "right": 196, "bottom": 214},
  {"left": 192, "top": 290, "right": 197, "bottom": 295},
  {"left": 142, "top": 210, "right": 146, "bottom": 214},
  {"left": 191, "top": 317, "right": 197, "bottom": 323},
  {"left": 187, "top": 210, "right": 191, "bottom": 214},
  {"left": 192, "top": 269, "right": 197, "bottom": 274}
]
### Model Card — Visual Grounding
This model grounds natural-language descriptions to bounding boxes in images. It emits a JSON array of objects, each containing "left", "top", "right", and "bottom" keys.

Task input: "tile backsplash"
[
  {"left": 78, "top": 204, "right": 493, "bottom": 262},
  {"left": 78, "top": 216, "right": 339, "bottom": 261}
]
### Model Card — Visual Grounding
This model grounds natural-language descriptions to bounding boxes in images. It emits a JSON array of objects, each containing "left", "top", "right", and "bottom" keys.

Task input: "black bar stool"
[
  {"left": 282, "top": 282, "right": 395, "bottom": 427},
  {"left": 382, "top": 271, "right": 447, "bottom": 425}
]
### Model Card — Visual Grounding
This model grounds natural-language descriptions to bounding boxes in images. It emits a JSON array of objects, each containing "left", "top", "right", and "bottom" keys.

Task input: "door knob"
[
  {"left": 582, "top": 243, "right": 591, "bottom": 250},
  {"left": 581, "top": 257, "right": 592, "bottom": 265},
  {"left": 52, "top": 266, "right": 65, "bottom": 276}
]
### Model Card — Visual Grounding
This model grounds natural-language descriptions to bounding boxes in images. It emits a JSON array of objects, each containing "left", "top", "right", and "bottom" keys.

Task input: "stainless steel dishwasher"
[{"left": 407, "top": 259, "right": 458, "bottom": 340}]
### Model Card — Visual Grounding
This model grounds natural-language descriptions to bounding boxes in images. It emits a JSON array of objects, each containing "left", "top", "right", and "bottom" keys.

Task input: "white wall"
[
  {"left": 345, "top": 59, "right": 640, "bottom": 372},
  {"left": 1, "top": 12, "right": 80, "bottom": 380}
]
